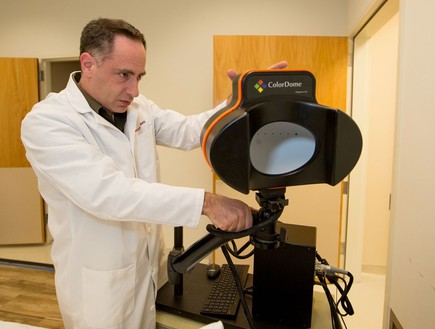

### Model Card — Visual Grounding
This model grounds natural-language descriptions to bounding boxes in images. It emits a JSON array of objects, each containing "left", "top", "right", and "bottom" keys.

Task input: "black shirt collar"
[{"left": 73, "top": 72, "right": 127, "bottom": 132}]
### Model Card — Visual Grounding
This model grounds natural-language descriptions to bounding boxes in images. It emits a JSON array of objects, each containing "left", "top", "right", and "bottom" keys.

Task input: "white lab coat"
[{"left": 21, "top": 72, "right": 220, "bottom": 329}]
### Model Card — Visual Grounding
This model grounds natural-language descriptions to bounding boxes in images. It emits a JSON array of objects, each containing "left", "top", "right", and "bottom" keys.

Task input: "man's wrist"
[{"left": 202, "top": 192, "right": 210, "bottom": 216}]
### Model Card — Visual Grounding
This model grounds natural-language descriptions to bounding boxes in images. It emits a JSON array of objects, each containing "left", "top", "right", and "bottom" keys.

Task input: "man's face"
[{"left": 80, "top": 35, "right": 146, "bottom": 114}]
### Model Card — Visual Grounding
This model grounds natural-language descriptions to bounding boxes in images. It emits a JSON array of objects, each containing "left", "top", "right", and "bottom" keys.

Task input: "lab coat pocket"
[{"left": 82, "top": 264, "right": 136, "bottom": 329}]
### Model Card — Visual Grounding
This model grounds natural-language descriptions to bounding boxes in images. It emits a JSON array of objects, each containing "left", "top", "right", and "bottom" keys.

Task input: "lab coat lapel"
[
  {"left": 65, "top": 73, "right": 92, "bottom": 114},
  {"left": 125, "top": 106, "right": 138, "bottom": 145},
  {"left": 64, "top": 72, "right": 118, "bottom": 128}
]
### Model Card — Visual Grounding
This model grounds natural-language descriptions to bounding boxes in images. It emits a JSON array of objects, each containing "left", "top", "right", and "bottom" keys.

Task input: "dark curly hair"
[{"left": 80, "top": 18, "right": 146, "bottom": 62}]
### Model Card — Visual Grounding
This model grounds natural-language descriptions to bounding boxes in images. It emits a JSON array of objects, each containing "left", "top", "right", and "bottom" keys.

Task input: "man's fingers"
[
  {"left": 268, "top": 60, "right": 288, "bottom": 70},
  {"left": 227, "top": 69, "right": 238, "bottom": 81}
]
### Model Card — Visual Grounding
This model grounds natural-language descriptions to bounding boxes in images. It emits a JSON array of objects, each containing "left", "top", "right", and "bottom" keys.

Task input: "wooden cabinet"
[{"left": 0, "top": 58, "right": 45, "bottom": 244}]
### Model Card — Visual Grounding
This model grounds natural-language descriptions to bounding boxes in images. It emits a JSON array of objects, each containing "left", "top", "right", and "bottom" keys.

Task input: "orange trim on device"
[
  {"left": 201, "top": 70, "right": 249, "bottom": 167},
  {"left": 202, "top": 69, "right": 295, "bottom": 167}
]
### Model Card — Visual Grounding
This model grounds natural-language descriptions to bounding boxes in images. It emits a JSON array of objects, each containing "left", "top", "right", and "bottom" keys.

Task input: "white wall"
[
  {"left": 385, "top": 0, "right": 435, "bottom": 327},
  {"left": 349, "top": 10, "right": 398, "bottom": 275},
  {"left": 361, "top": 13, "right": 398, "bottom": 269},
  {"left": 348, "top": 0, "right": 435, "bottom": 327},
  {"left": 0, "top": 0, "right": 347, "bottom": 247},
  {"left": 349, "top": 0, "right": 435, "bottom": 326}
]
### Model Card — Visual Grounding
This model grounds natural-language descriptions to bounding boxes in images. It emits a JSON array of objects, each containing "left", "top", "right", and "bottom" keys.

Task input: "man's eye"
[{"left": 120, "top": 72, "right": 128, "bottom": 78}]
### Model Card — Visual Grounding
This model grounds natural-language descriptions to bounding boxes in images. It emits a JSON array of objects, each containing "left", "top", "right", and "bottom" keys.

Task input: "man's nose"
[{"left": 127, "top": 80, "right": 140, "bottom": 98}]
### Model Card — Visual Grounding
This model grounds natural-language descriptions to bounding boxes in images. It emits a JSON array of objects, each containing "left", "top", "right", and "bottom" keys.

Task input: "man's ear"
[{"left": 80, "top": 52, "right": 94, "bottom": 73}]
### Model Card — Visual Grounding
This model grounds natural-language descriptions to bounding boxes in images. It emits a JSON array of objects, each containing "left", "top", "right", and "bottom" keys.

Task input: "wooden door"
[
  {"left": 0, "top": 58, "right": 45, "bottom": 245},
  {"left": 213, "top": 36, "right": 348, "bottom": 267}
]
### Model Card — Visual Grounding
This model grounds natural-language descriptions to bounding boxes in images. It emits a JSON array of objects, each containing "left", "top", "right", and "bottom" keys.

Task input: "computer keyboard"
[{"left": 201, "top": 264, "right": 249, "bottom": 319}]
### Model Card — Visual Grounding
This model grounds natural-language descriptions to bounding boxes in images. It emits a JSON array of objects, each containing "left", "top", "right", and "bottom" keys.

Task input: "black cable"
[
  {"left": 315, "top": 251, "right": 355, "bottom": 329},
  {"left": 325, "top": 275, "right": 349, "bottom": 329},
  {"left": 317, "top": 273, "right": 343, "bottom": 329},
  {"left": 231, "top": 239, "right": 252, "bottom": 255},
  {"left": 206, "top": 208, "right": 283, "bottom": 240},
  {"left": 221, "top": 245, "right": 256, "bottom": 329},
  {"left": 328, "top": 273, "right": 354, "bottom": 316},
  {"left": 226, "top": 240, "right": 255, "bottom": 259},
  {"left": 317, "top": 275, "right": 337, "bottom": 328},
  {"left": 316, "top": 251, "right": 354, "bottom": 316}
]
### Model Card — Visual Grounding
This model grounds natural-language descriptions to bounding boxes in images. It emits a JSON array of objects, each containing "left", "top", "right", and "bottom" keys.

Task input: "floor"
[
  {"left": 341, "top": 273, "right": 386, "bottom": 329},
  {"left": 0, "top": 264, "right": 63, "bottom": 329},
  {"left": 0, "top": 243, "right": 387, "bottom": 329}
]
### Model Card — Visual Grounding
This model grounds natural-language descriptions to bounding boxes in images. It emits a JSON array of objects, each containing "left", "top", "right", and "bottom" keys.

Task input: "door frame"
[{"left": 344, "top": 0, "right": 399, "bottom": 279}]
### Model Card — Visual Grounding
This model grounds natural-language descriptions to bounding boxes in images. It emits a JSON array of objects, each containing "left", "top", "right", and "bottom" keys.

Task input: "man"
[{"left": 21, "top": 18, "right": 286, "bottom": 329}]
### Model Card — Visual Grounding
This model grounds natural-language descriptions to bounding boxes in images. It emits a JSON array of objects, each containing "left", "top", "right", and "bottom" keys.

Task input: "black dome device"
[{"left": 201, "top": 70, "right": 362, "bottom": 194}]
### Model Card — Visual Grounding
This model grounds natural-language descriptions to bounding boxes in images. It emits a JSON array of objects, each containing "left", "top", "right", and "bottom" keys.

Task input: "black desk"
[
  {"left": 157, "top": 263, "right": 251, "bottom": 329},
  {"left": 156, "top": 263, "right": 331, "bottom": 329}
]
